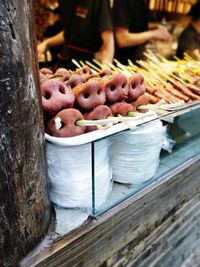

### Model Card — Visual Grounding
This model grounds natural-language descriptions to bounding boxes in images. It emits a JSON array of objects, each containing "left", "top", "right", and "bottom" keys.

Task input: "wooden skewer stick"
[
  {"left": 145, "top": 59, "right": 197, "bottom": 92},
  {"left": 173, "top": 56, "right": 186, "bottom": 65},
  {"left": 169, "top": 72, "right": 192, "bottom": 87},
  {"left": 76, "top": 117, "right": 120, "bottom": 127},
  {"left": 183, "top": 53, "right": 196, "bottom": 62},
  {"left": 114, "top": 59, "right": 133, "bottom": 77},
  {"left": 103, "top": 61, "right": 120, "bottom": 74},
  {"left": 127, "top": 65, "right": 158, "bottom": 87},
  {"left": 78, "top": 60, "right": 85, "bottom": 67},
  {"left": 147, "top": 61, "right": 182, "bottom": 86},
  {"left": 143, "top": 55, "right": 194, "bottom": 87},
  {"left": 126, "top": 64, "right": 139, "bottom": 74},
  {"left": 92, "top": 59, "right": 108, "bottom": 70},
  {"left": 183, "top": 53, "right": 200, "bottom": 68},
  {"left": 128, "top": 59, "right": 134, "bottom": 67},
  {"left": 72, "top": 59, "right": 82, "bottom": 69},
  {"left": 85, "top": 61, "right": 100, "bottom": 73},
  {"left": 149, "top": 56, "right": 195, "bottom": 86},
  {"left": 137, "top": 60, "right": 168, "bottom": 86}
]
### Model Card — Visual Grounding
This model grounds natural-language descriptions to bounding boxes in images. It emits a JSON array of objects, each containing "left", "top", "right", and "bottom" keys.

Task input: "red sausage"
[
  {"left": 41, "top": 79, "right": 75, "bottom": 116},
  {"left": 146, "top": 86, "right": 157, "bottom": 95},
  {"left": 174, "top": 81, "right": 200, "bottom": 101},
  {"left": 164, "top": 86, "right": 189, "bottom": 102},
  {"left": 47, "top": 108, "right": 86, "bottom": 137},
  {"left": 145, "top": 92, "right": 160, "bottom": 104}
]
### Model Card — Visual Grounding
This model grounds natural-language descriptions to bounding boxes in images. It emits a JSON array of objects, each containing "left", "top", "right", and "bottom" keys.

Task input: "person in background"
[
  {"left": 37, "top": 0, "right": 114, "bottom": 69},
  {"left": 113, "top": 0, "right": 171, "bottom": 64},
  {"left": 42, "top": 6, "right": 63, "bottom": 66},
  {"left": 176, "top": 1, "right": 200, "bottom": 60}
]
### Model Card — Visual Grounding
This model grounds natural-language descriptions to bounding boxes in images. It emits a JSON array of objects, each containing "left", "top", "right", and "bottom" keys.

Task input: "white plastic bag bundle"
[
  {"left": 109, "top": 120, "right": 167, "bottom": 185},
  {"left": 45, "top": 138, "right": 112, "bottom": 210}
]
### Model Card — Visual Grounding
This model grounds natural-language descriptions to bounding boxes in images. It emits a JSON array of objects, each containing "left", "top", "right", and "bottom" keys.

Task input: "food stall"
[
  {"left": 1, "top": 1, "right": 200, "bottom": 267},
  {"left": 21, "top": 54, "right": 200, "bottom": 266}
]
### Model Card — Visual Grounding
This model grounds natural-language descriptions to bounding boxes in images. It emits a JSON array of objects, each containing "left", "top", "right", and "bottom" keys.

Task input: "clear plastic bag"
[
  {"left": 46, "top": 138, "right": 112, "bottom": 210},
  {"left": 109, "top": 120, "right": 171, "bottom": 185}
]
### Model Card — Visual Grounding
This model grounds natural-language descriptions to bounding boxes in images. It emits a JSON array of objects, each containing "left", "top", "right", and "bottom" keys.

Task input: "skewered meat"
[
  {"left": 109, "top": 102, "right": 134, "bottom": 116},
  {"left": 66, "top": 74, "right": 86, "bottom": 89},
  {"left": 73, "top": 79, "right": 106, "bottom": 111},
  {"left": 47, "top": 108, "right": 86, "bottom": 137},
  {"left": 39, "top": 72, "right": 49, "bottom": 84},
  {"left": 101, "top": 73, "right": 129, "bottom": 103},
  {"left": 145, "top": 92, "right": 160, "bottom": 104},
  {"left": 127, "top": 73, "right": 146, "bottom": 101},
  {"left": 84, "top": 105, "right": 113, "bottom": 132},
  {"left": 130, "top": 93, "right": 150, "bottom": 112},
  {"left": 40, "top": 68, "right": 53, "bottom": 76},
  {"left": 41, "top": 79, "right": 75, "bottom": 116}
]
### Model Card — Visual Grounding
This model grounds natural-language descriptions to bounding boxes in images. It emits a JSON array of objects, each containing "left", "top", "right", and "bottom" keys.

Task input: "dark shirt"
[
  {"left": 113, "top": 0, "right": 149, "bottom": 64},
  {"left": 43, "top": 20, "right": 63, "bottom": 64},
  {"left": 176, "top": 23, "right": 200, "bottom": 59},
  {"left": 58, "top": 0, "right": 113, "bottom": 64}
]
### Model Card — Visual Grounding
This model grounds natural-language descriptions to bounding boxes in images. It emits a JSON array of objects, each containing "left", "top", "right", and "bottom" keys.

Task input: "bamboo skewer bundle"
[{"left": 136, "top": 52, "right": 200, "bottom": 99}]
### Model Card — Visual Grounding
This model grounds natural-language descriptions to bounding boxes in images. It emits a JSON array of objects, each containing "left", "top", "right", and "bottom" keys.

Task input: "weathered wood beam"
[{"left": 0, "top": 1, "right": 51, "bottom": 266}]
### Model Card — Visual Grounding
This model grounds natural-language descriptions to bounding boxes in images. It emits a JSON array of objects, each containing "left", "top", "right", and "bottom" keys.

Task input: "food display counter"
[
  {"left": 21, "top": 99, "right": 200, "bottom": 267},
  {"left": 38, "top": 52, "right": 200, "bottom": 216},
  {"left": 2, "top": 2, "right": 200, "bottom": 266},
  {"left": 19, "top": 51, "right": 200, "bottom": 266}
]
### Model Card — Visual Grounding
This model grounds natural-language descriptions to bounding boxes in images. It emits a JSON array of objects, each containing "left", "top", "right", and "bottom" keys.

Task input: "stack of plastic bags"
[
  {"left": 45, "top": 137, "right": 112, "bottom": 210},
  {"left": 109, "top": 120, "right": 168, "bottom": 185}
]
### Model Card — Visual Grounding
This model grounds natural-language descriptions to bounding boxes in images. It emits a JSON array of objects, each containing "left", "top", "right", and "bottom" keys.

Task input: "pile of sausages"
[
  {"left": 145, "top": 78, "right": 200, "bottom": 104},
  {"left": 40, "top": 66, "right": 150, "bottom": 138}
]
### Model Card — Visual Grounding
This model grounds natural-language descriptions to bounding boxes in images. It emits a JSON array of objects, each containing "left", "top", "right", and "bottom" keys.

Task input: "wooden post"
[{"left": 0, "top": 1, "right": 51, "bottom": 266}]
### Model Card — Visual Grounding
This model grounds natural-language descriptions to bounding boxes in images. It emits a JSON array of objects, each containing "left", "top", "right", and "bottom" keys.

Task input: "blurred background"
[{"left": 33, "top": 0, "right": 198, "bottom": 66}]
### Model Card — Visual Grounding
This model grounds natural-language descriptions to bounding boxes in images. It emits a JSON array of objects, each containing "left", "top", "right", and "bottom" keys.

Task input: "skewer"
[
  {"left": 137, "top": 60, "right": 168, "bottom": 86},
  {"left": 137, "top": 100, "right": 185, "bottom": 111},
  {"left": 76, "top": 110, "right": 156, "bottom": 127},
  {"left": 104, "top": 60, "right": 121, "bottom": 74},
  {"left": 72, "top": 59, "right": 82, "bottom": 69},
  {"left": 76, "top": 117, "right": 120, "bottom": 127},
  {"left": 93, "top": 58, "right": 116, "bottom": 73},
  {"left": 114, "top": 59, "right": 133, "bottom": 77},
  {"left": 146, "top": 59, "right": 200, "bottom": 96},
  {"left": 79, "top": 60, "right": 85, "bottom": 67},
  {"left": 85, "top": 61, "right": 100, "bottom": 73},
  {"left": 92, "top": 58, "right": 106, "bottom": 69},
  {"left": 128, "top": 59, "right": 134, "bottom": 67},
  {"left": 144, "top": 52, "right": 200, "bottom": 91}
]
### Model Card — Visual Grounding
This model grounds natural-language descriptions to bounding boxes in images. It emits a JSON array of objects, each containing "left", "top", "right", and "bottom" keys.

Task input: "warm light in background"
[{"left": 149, "top": 0, "right": 196, "bottom": 14}]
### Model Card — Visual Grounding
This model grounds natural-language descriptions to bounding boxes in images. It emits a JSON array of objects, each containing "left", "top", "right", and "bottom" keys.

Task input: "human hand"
[
  {"left": 94, "top": 51, "right": 102, "bottom": 63},
  {"left": 151, "top": 25, "right": 171, "bottom": 42},
  {"left": 186, "top": 48, "right": 200, "bottom": 61},
  {"left": 37, "top": 40, "right": 48, "bottom": 57}
]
